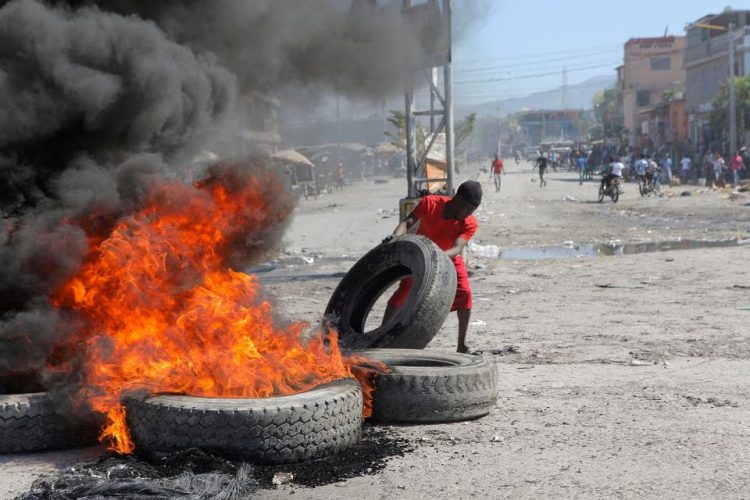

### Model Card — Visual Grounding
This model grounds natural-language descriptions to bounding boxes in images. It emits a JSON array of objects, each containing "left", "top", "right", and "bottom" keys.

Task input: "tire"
[
  {"left": 324, "top": 235, "right": 457, "bottom": 350},
  {"left": 355, "top": 349, "right": 497, "bottom": 423},
  {"left": 0, "top": 392, "right": 93, "bottom": 453},
  {"left": 598, "top": 187, "right": 605, "bottom": 203},
  {"left": 639, "top": 181, "right": 646, "bottom": 197},
  {"left": 124, "top": 380, "right": 362, "bottom": 464},
  {"left": 611, "top": 186, "right": 620, "bottom": 202}
]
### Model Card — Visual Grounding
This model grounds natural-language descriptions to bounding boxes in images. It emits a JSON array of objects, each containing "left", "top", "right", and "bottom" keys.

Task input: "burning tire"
[
  {"left": 124, "top": 380, "right": 362, "bottom": 464},
  {"left": 324, "top": 235, "right": 456, "bottom": 350},
  {"left": 357, "top": 349, "right": 497, "bottom": 423},
  {"left": 0, "top": 392, "right": 92, "bottom": 453}
]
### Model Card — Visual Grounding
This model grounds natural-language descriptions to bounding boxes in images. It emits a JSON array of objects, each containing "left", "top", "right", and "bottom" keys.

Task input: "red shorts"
[{"left": 387, "top": 255, "right": 472, "bottom": 311}]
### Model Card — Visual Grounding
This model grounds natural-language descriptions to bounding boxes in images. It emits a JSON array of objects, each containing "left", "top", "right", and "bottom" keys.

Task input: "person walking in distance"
[
  {"left": 662, "top": 155, "right": 673, "bottom": 186},
  {"left": 383, "top": 181, "right": 482, "bottom": 353},
  {"left": 730, "top": 151, "right": 745, "bottom": 186},
  {"left": 533, "top": 153, "right": 548, "bottom": 187},
  {"left": 336, "top": 163, "right": 345, "bottom": 190},
  {"left": 680, "top": 154, "right": 692, "bottom": 184},
  {"left": 491, "top": 154, "right": 505, "bottom": 192},
  {"left": 576, "top": 152, "right": 587, "bottom": 185}
]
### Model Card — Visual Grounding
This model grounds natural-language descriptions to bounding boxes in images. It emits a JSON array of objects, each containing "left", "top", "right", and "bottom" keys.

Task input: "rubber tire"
[
  {"left": 324, "top": 234, "right": 457, "bottom": 350},
  {"left": 356, "top": 349, "right": 497, "bottom": 423},
  {"left": 598, "top": 187, "right": 605, "bottom": 203},
  {"left": 124, "top": 380, "right": 363, "bottom": 464},
  {"left": 0, "top": 393, "right": 92, "bottom": 453},
  {"left": 611, "top": 186, "right": 619, "bottom": 202}
]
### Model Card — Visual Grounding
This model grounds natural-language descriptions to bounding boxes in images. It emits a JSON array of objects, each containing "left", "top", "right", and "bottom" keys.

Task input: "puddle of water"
[{"left": 498, "top": 239, "right": 740, "bottom": 260}]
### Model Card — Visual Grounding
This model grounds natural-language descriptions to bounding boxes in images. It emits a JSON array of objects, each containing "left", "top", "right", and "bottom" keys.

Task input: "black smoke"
[
  {"left": 45, "top": 0, "right": 426, "bottom": 99},
  {"left": 0, "top": 0, "right": 235, "bottom": 379}
]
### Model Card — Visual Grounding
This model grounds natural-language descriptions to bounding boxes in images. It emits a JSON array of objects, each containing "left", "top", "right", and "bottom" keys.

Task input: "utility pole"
[
  {"left": 728, "top": 22, "right": 737, "bottom": 155},
  {"left": 443, "top": 0, "right": 454, "bottom": 193},
  {"left": 496, "top": 107, "right": 501, "bottom": 155},
  {"left": 336, "top": 83, "right": 342, "bottom": 165}
]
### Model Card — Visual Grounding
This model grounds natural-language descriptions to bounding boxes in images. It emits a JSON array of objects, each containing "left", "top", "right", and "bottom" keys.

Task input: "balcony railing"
[{"left": 685, "top": 27, "right": 749, "bottom": 65}]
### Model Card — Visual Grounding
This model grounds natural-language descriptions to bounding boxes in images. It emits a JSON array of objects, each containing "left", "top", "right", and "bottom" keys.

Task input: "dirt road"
[{"left": 3, "top": 160, "right": 749, "bottom": 499}]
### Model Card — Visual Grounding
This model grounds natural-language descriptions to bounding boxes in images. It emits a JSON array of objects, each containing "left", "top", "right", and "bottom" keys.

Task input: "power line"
[
  {"left": 455, "top": 58, "right": 619, "bottom": 81},
  {"left": 453, "top": 79, "right": 616, "bottom": 101},
  {"left": 455, "top": 61, "right": 620, "bottom": 85},
  {"left": 455, "top": 43, "right": 622, "bottom": 66},
  {"left": 455, "top": 47, "right": 621, "bottom": 73}
]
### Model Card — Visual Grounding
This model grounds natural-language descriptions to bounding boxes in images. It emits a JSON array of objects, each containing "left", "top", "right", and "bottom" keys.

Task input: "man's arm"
[
  {"left": 392, "top": 212, "right": 418, "bottom": 236},
  {"left": 444, "top": 237, "right": 469, "bottom": 259}
]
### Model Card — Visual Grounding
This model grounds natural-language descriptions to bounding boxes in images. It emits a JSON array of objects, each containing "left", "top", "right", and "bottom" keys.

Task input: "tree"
[
  {"left": 385, "top": 110, "right": 407, "bottom": 149},
  {"left": 592, "top": 85, "right": 622, "bottom": 140},
  {"left": 709, "top": 75, "right": 750, "bottom": 152},
  {"left": 386, "top": 110, "right": 476, "bottom": 154},
  {"left": 455, "top": 113, "right": 476, "bottom": 150}
]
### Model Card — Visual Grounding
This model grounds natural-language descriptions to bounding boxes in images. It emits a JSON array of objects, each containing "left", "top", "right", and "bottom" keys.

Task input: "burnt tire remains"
[
  {"left": 324, "top": 235, "right": 456, "bottom": 350},
  {"left": 0, "top": 392, "right": 91, "bottom": 453},
  {"left": 124, "top": 380, "right": 363, "bottom": 464},
  {"left": 357, "top": 349, "right": 497, "bottom": 423}
]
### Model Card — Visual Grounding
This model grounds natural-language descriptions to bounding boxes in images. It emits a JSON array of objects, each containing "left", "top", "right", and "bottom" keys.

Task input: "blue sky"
[{"left": 452, "top": 0, "right": 738, "bottom": 104}]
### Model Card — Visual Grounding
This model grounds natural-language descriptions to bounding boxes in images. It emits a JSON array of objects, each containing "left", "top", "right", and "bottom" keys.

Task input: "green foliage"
[
  {"left": 455, "top": 113, "right": 476, "bottom": 149},
  {"left": 592, "top": 85, "right": 622, "bottom": 139},
  {"left": 385, "top": 110, "right": 407, "bottom": 149},
  {"left": 709, "top": 75, "right": 750, "bottom": 147}
]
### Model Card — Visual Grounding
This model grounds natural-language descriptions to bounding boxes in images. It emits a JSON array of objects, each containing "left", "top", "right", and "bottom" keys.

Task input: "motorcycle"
[
  {"left": 598, "top": 176, "right": 622, "bottom": 203},
  {"left": 638, "top": 175, "right": 660, "bottom": 197}
]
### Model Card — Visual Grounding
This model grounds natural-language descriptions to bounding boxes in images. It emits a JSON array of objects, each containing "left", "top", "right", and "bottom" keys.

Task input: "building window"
[
  {"left": 650, "top": 57, "right": 671, "bottom": 71},
  {"left": 637, "top": 90, "right": 651, "bottom": 107}
]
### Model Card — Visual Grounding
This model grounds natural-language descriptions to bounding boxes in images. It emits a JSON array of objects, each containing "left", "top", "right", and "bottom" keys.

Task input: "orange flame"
[{"left": 52, "top": 166, "right": 382, "bottom": 453}]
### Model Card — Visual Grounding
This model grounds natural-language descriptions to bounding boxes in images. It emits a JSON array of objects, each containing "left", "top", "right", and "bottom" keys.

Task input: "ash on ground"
[{"left": 18, "top": 426, "right": 412, "bottom": 499}]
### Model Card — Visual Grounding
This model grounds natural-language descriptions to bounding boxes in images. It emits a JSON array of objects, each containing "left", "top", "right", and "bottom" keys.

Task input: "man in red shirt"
[
  {"left": 491, "top": 154, "right": 504, "bottom": 191},
  {"left": 730, "top": 151, "right": 745, "bottom": 186},
  {"left": 384, "top": 181, "right": 482, "bottom": 353}
]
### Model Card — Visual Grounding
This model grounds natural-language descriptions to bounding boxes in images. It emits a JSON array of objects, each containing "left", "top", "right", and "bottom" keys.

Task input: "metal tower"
[{"left": 402, "top": 0, "right": 454, "bottom": 205}]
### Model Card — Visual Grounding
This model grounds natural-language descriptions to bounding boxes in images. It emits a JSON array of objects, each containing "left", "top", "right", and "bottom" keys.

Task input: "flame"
[{"left": 52, "top": 165, "right": 383, "bottom": 453}]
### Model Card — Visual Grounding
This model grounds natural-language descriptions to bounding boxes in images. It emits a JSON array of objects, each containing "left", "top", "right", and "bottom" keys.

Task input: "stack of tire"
[
  {"left": 0, "top": 374, "right": 94, "bottom": 454},
  {"left": 324, "top": 234, "right": 498, "bottom": 424},
  {"left": 125, "top": 236, "right": 497, "bottom": 463},
  {"left": 1, "top": 236, "right": 497, "bottom": 465}
]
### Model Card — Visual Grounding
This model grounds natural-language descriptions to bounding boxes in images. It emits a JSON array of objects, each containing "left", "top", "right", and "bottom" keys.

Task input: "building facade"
[
  {"left": 617, "top": 36, "right": 687, "bottom": 149},
  {"left": 684, "top": 9, "right": 750, "bottom": 152},
  {"left": 516, "top": 109, "right": 585, "bottom": 147}
]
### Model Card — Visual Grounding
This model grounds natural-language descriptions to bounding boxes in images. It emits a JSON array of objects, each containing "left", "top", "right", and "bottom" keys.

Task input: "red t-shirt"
[
  {"left": 411, "top": 195, "right": 478, "bottom": 252},
  {"left": 492, "top": 159, "right": 504, "bottom": 174}
]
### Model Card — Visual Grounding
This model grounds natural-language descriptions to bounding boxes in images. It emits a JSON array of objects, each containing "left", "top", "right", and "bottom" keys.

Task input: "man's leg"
[
  {"left": 456, "top": 308, "right": 471, "bottom": 353},
  {"left": 382, "top": 304, "right": 398, "bottom": 325}
]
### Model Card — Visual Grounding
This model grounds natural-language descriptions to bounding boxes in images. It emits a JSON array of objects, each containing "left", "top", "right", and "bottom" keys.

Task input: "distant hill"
[{"left": 458, "top": 74, "right": 616, "bottom": 117}]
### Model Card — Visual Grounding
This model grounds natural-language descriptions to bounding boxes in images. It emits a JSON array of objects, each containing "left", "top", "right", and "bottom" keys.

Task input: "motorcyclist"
[
  {"left": 600, "top": 156, "right": 624, "bottom": 191},
  {"left": 645, "top": 156, "right": 660, "bottom": 189},
  {"left": 635, "top": 154, "right": 648, "bottom": 184}
]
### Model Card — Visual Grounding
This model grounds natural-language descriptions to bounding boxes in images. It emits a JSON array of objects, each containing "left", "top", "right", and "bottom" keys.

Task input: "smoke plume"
[
  {"left": 0, "top": 0, "right": 235, "bottom": 378},
  {"left": 53, "top": 0, "right": 425, "bottom": 99}
]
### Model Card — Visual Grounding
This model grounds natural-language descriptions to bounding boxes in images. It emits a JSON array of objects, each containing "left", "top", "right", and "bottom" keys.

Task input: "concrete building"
[
  {"left": 516, "top": 109, "right": 585, "bottom": 147},
  {"left": 616, "top": 36, "right": 687, "bottom": 149},
  {"left": 636, "top": 97, "right": 688, "bottom": 155},
  {"left": 684, "top": 9, "right": 750, "bottom": 152}
]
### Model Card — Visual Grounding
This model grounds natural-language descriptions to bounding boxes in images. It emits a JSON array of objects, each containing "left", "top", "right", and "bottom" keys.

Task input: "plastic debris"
[{"left": 272, "top": 472, "right": 294, "bottom": 486}]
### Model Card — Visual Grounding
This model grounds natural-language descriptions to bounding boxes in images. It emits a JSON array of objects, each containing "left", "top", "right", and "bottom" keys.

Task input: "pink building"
[{"left": 617, "top": 36, "right": 687, "bottom": 149}]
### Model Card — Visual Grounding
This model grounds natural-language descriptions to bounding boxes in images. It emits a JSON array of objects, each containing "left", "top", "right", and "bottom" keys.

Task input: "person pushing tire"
[{"left": 383, "top": 181, "right": 482, "bottom": 353}]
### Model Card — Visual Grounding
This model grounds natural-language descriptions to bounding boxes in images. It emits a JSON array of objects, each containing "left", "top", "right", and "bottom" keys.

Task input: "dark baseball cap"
[{"left": 455, "top": 180, "right": 482, "bottom": 207}]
